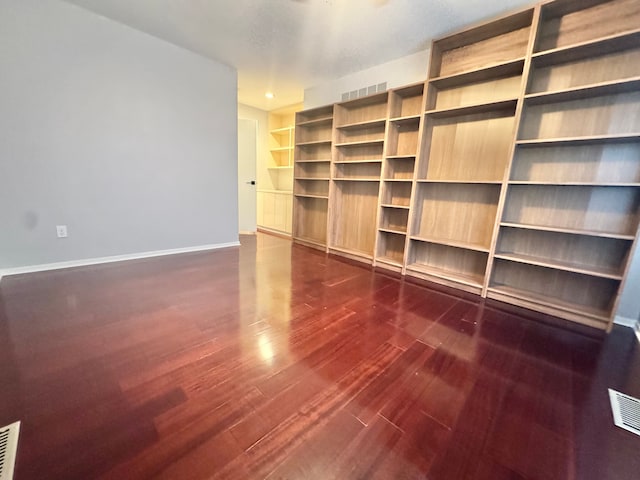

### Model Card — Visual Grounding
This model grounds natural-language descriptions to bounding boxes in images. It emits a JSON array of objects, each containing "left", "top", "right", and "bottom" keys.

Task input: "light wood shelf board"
[
  {"left": 296, "top": 140, "right": 332, "bottom": 147},
  {"left": 406, "top": 263, "right": 484, "bottom": 288},
  {"left": 271, "top": 146, "right": 293, "bottom": 152},
  {"left": 333, "top": 179, "right": 380, "bottom": 183},
  {"left": 500, "top": 222, "right": 636, "bottom": 240},
  {"left": 381, "top": 204, "right": 410, "bottom": 210},
  {"left": 426, "top": 98, "right": 518, "bottom": 118},
  {"left": 486, "top": 286, "right": 610, "bottom": 328},
  {"left": 409, "top": 235, "right": 490, "bottom": 253},
  {"left": 525, "top": 77, "right": 640, "bottom": 105},
  {"left": 294, "top": 193, "right": 329, "bottom": 199},
  {"left": 508, "top": 182, "right": 640, "bottom": 187},
  {"left": 297, "top": 117, "right": 333, "bottom": 127},
  {"left": 333, "top": 159, "right": 383, "bottom": 164},
  {"left": 417, "top": 179, "right": 503, "bottom": 184},
  {"left": 493, "top": 252, "right": 624, "bottom": 280},
  {"left": 336, "top": 118, "right": 387, "bottom": 130},
  {"left": 294, "top": 177, "right": 330, "bottom": 181},
  {"left": 532, "top": 28, "right": 640, "bottom": 66},
  {"left": 389, "top": 115, "right": 421, "bottom": 125},
  {"left": 386, "top": 155, "right": 417, "bottom": 160},
  {"left": 335, "top": 139, "right": 385, "bottom": 148},
  {"left": 379, "top": 228, "right": 407, "bottom": 236},
  {"left": 329, "top": 245, "right": 374, "bottom": 261},
  {"left": 516, "top": 133, "right": 640, "bottom": 147},
  {"left": 296, "top": 158, "right": 332, "bottom": 163},
  {"left": 430, "top": 58, "right": 526, "bottom": 89}
]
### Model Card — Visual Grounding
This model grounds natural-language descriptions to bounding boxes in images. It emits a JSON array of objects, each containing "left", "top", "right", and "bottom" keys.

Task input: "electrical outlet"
[{"left": 56, "top": 225, "right": 68, "bottom": 238}]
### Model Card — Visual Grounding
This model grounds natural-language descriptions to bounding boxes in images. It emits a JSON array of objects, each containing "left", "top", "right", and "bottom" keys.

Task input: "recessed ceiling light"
[{"left": 265, "top": 92, "right": 275, "bottom": 99}]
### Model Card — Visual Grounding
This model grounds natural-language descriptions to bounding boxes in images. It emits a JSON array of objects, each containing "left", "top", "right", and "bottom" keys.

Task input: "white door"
[{"left": 238, "top": 118, "right": 257, "bottom": 234}]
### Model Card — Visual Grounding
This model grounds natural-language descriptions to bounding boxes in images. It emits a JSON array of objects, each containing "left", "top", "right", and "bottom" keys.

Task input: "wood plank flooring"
[{"left": 0, "top": 233, "right": 638, "bottom": 479}]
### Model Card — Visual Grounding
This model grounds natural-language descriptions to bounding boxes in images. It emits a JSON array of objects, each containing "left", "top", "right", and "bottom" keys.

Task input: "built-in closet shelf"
[
  {"left": 296, "top": 140, "right": 332, "bottom": 147},
  {"left": 500, "top": 222, "right": 636, "bottom": 241},
  {"left": 383, "top": 179, "right": 413, "bottom": 183},
  {"left": 389, "top": 115, "right": 421, "bottom": 125},
  {"left": 297, "top": 116, "right": 333, "bottom": 127},
  {"left": 270, "top": 127, "right": 294, "bottom": 137},
  {"left": 532, "top": 28, "right": 640, "bottom": 64},
  {"left": 268, "top": 166, "right": 293, "bottom": 170},
  {"left": 425, "top": 99, "right": 518, "bottom": 118},
  {"left": 381, "top": 204, "right": 410, "bottom": 210},
  {"left": 493, "top": 253, "right": 624, "bottom": 280},
  {"left": 336, "top": 118, "right": 386, "bottom": 130},
  {"left": 410, "top": 236, "right": 490, "bottom": 253},
  {"left": 429, "top": 58, "right": 526, "bottom": 89},
  {"left": 271, "top": 146, "right": 293, "bottom": 152},
  {"left": 335, "top": 139, "right": 385, "bottom": 148},
  {"left": 487, "top": 285, "right": 611, "bottom": 324},
  {"left": 516, "top": 133, "right": 640, "bottom": 147},
  {"left": 406, "top": 263, "right": 484, "bottom": 289},
  {"left": 296, "top": 158, "right": 332, "bottom": 163},
  {"left": 334, "top": 159, "right": 383, "bottom": 164},
  {"left": 525, "top": 77, "right": 640, "bottom": 105},
  {"left": 294, "top": 193, "right": 329, "bottom": 199},
  {"left": 295, "top": 177, "right": 330, "bottom": 181}
]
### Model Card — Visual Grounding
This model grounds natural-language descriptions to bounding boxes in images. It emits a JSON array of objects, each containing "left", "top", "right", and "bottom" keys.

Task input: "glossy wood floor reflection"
[{"left": 1, "top": 234, "right": 639, "bottom": 480}]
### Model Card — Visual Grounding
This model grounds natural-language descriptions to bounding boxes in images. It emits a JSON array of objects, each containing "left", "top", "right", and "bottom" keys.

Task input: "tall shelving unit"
[
  {"left": 329, "top": 92, "right": 389, "bottom": 262},
  {"left": 406, "top": 9, "right": 533, "bottom": 295},
  {"left": 375, "top": 83, "right": 426, "bottom": 272},
  {"left": 486, "top": 0, "right": 640, "bottom": 330},
  {"left": 258, "top": 107, "right": 299, "bottom": 235},
  {"left": 292, "top": 0, "right": 640, "bottom": 331},
  {"left": 292, "top": 105, "right": 334, "bottom": 250}
]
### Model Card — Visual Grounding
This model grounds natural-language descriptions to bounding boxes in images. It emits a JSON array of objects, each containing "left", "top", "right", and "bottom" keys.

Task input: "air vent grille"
[
  {"left": 609, "top": 389, "right": 640, "bottom": 436},
  {"left": 341, "top": 82, "right": 388, "bottom": 102},
  {"left": 0, "top": 421, "right": 20, "bottom": 480}
]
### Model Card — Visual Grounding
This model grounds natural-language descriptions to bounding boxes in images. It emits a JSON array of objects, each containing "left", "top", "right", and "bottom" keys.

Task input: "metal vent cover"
[
  {"left": 341, "top": 82, "right": 388, "bottom": 102},
  {"left": 609, "top": 389, "right": 640, "bottom": 436},
  {"left": 0, "top": 421, "right": 20, "bottom": 480}
]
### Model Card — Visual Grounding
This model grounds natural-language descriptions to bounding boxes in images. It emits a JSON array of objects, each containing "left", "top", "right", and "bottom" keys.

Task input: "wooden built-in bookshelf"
[{"left": 292, "top": 0, "right": 640, "bottom": 331}]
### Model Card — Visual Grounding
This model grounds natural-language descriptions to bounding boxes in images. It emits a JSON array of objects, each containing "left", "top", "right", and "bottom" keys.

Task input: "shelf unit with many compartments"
[
  {"left": 292, "top": 0, "right": 640, "bottom": 331},
  {"left": 292, "top": 105, "right": 334, "bottom": 249}
]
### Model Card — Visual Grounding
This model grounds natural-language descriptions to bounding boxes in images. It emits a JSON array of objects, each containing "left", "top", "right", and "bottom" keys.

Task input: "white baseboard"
[
  {"left": 614, "top": 315, "right": 638, "bottom": 328},
  {"left": 0, "top": 241, "right": 240, "bottom": 282}
]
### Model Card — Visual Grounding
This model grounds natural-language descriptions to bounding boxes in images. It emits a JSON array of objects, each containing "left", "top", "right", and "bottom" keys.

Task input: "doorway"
[{"left": 238, "top": 118, "right": 257, "bottom": 234}]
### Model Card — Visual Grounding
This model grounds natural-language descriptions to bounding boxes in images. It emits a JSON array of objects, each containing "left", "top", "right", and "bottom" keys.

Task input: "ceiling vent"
[
  {"left": 609, "top": 389, "right": 640, "bottom": 436},
  {"left": 0, "top": 421, "right": 20, "bottom": 480},
  {"left": 341, "top": 82, "right": 387, "bottom": 102}
]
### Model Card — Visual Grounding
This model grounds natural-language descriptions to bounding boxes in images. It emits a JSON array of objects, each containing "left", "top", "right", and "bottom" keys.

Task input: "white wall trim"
[
  {"left": 614, "top": 315, "right": 637, "bottom": 328},
  {"left": 0, "top": 241, "right": 240, "bottom": 281}
]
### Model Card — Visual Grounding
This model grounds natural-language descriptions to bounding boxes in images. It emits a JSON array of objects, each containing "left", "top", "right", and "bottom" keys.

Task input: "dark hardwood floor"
[{"left": 1, "top": 233, "right": 639, "bottom": 479}]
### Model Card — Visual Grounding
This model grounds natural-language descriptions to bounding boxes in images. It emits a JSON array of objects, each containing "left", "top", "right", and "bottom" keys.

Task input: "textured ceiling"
[{"left": 62, "top": 0, "right": 535, "bottom": 110}]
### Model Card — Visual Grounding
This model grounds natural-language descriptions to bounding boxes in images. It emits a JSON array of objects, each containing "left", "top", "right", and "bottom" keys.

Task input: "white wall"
[
  {"left": 304, "top": 49, "right": 430, "bottom": 109},
  {"left": 617, "top": 248, "right": 640, "bottom": 324},
  {"left": 0, "top": 0, "right": 239, "bottom": 271}
]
